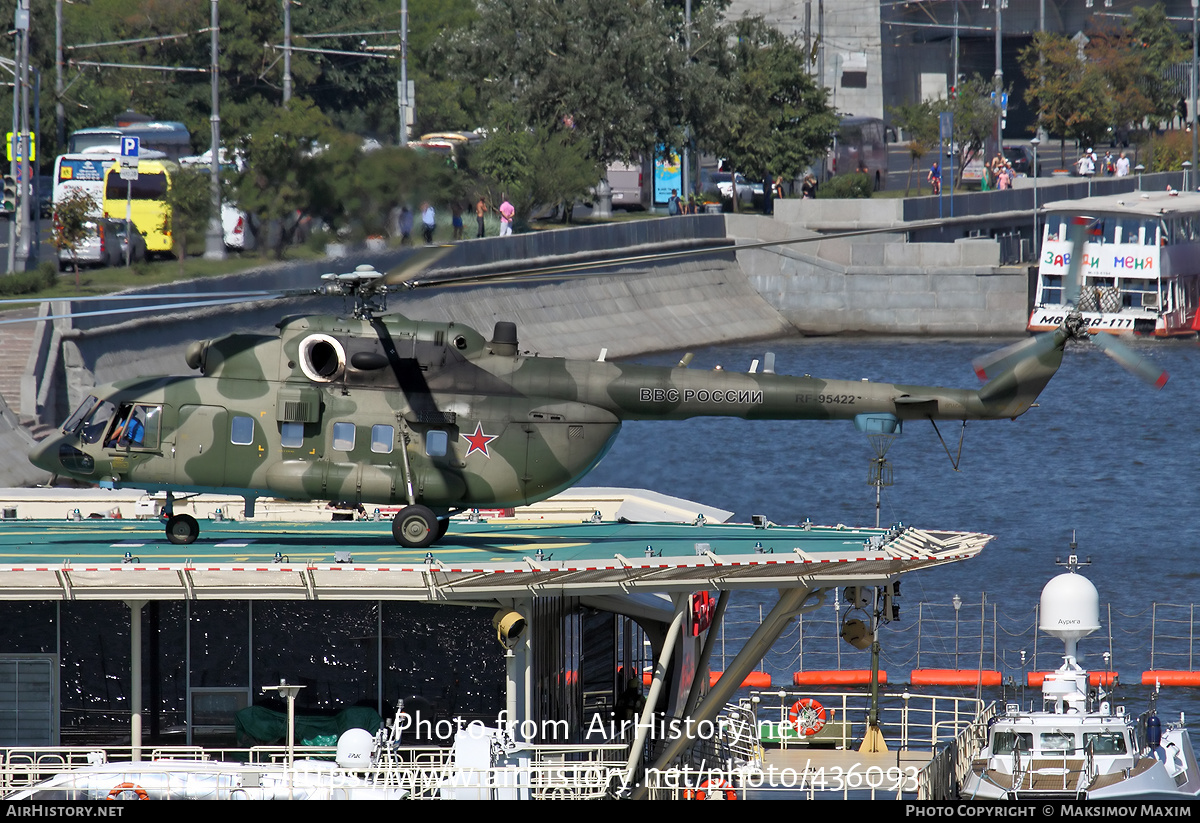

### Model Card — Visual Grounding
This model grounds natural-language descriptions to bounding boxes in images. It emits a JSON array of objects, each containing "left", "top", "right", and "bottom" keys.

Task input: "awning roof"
[{"left": 0, "top": 518, "right": 990, "bottom": 601}]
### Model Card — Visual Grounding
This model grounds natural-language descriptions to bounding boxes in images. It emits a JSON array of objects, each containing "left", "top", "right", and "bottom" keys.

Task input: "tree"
[
  {"left": 52, "top": 189, "right": 98, "bottom": 285},
  {"left": 704, "top": 17, "right": 837, "bottom": 209},
  {"left": 162, "top": 168, "right": 212, "bottom": 273},
  {"left": 473, "top": 107, "right": 601, "bottom": 226},
  {"left": 341, "top": 145, "right": 463, "bottom": 239},
  {"left": 440, "top": 0, "right": 680, "bottom": 167},
  {"left": 233, "top": 99, "right": 342, "bottom": 258},
  {"left": 888, "top": 100, "right": 940, "bottom": 196},
  {"left": 1126, "top": 3, "right": 1187, "bottom": 127},
  {"left": 933, "top": 76, "right": 998, "bottom": 189}
]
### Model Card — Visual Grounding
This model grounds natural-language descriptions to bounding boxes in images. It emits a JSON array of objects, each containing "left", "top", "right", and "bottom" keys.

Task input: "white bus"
[{"left": 52, "top": 153, "right": 118, "bottom": 217}]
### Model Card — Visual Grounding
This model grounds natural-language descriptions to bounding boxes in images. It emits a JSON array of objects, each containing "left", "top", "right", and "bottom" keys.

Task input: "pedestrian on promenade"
[
  {"left": 451, "top": 201, "right": 464, "bottom": 241},
  {"left": 498, "top": 199, "right": 514, "bottom": 237},
  {"left": 667, "top": 189, "right": 682, "bottom": 215},
  {"left": 399, "top": 206, "right": 413, "bottom": 246},
  {"left": 421, "top": 202, "right": 436, "bottom": 244},
  {"left": 475, "top": 197, "right": 488, "bottom": 238}
]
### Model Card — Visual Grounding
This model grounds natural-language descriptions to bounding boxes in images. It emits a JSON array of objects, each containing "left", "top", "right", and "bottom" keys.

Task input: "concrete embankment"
[{"left": 734, "top": 202, "right": 1028, "bottom": 335}]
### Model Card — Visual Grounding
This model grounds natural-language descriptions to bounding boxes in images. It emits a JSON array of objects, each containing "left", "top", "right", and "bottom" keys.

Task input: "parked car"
[
  {"left": 1002, "top": 145, "right": 1036, "bottom": 177},
  {"left": 57, "top": 218, "right": 146, "bottom": 271},
  {"left": 704, "top": 171, "right": 756, "bottom": 205}
]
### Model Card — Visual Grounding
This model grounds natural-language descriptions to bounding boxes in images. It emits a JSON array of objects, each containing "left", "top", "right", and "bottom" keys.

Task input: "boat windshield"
[
  {"left": 992, "top": 730, "right": 1033, "bottom": 755},
  {"left": 1084, "top": 732, "right": 1128, "bottom": 754},
  {"left": 1039, "top": 731, "right": 1077, "bottom": 755}
]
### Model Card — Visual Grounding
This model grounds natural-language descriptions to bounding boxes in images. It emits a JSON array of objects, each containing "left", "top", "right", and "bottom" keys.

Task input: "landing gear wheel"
[
  {"left": 393, "top": 505, "right": 438, "bottom": 548},
  {"left": 166, "top": 514, "right": 199, "bottom": 545},
  {"left": 435, "top": 517, "right": 450, "bottom": 541}
]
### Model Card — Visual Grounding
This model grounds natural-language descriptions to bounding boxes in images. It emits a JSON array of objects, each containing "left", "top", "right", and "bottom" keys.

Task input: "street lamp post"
[
  {"left": 952, "top": 593, "right": 963, "bottom": 670},
  {"left": 203, "top": 0, "right": 225, "bottom": 260},
  {"left": 1031, "top": 136, "right": 1040, "bottom": 260},
  {"left": 990, "top": 0, "right": 1004, "bottom": 157},
  {"left": 1192, "top": 0, "right": 1198, "bottom": 183}
]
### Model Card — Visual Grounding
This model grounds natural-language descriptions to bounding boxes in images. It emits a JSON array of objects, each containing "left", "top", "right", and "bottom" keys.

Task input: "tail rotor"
[{"left": 974, "top": 215, "right": 1168, "bottom": 390}]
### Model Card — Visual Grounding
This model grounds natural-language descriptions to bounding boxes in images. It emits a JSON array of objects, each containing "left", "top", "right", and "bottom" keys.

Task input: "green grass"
[{"left": 22, "top": 250, "right": 309, "bottom": 302}]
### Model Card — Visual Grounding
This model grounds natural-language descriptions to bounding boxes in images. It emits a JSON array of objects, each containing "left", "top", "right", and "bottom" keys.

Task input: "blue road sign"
[{"left": 121, "top": 136, "right": 140, "bottom": 158}]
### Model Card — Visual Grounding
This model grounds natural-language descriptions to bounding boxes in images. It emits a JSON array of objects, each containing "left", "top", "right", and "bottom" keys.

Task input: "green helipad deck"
[{"left": 0, "top": 517, "right": 990, "bottom": 600}]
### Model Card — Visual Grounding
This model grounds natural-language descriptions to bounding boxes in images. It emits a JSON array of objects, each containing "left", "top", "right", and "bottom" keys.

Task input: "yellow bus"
[{"left": 102, "top": 159, "right": 176, "bottom": 255}]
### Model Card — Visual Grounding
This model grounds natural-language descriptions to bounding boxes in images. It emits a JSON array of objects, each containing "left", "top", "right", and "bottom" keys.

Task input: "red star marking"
[{"left": 463, "top": 422, "right": 498, "bottom": 458}]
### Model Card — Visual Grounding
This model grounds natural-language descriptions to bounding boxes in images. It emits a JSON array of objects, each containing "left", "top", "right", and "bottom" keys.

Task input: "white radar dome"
[
  {"left": 336, "top": 728, "right": 376, "bottom": 769},
  {"left": 1039, "top": 571, "right": 1100, "bottom": 645}
]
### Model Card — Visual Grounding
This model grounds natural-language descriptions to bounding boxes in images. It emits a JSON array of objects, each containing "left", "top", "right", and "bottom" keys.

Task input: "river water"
[{"left": 582, "top": 334, "right": 1200, "bottom": 718}]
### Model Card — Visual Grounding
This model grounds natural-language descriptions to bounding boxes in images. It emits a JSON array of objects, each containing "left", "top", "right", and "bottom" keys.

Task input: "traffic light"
[
  {"left": 1, "top": 175, "right": 15, "bottom": 213},
  {"left": 949, "top": 86, "right": 957, "bottom": 101}
]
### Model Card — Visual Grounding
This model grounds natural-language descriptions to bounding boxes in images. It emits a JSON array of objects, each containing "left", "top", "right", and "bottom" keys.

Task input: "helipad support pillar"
[
  {"left": 620, "top": 593, "right": 687, "bottom": 796},
  {"left": 633, "top": 585, "right": 818, "bottom": 799},
  {"left": 503, "top": 598, "right": 533, "bottom": 737},
  {"left": 125, "top": 599, "right": 145, "bottom": 760}
]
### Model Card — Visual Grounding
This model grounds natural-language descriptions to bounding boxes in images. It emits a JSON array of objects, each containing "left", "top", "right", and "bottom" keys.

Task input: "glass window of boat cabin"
[
  {"left": 1044, "top": 215, "right": 1160, "bottom": 245},
  {"left": 991, "top": 730, "right": 1033, "bottom": 755}
]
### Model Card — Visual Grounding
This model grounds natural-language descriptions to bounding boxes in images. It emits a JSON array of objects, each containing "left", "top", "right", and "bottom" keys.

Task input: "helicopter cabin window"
[
  {"left": 62, "top": 395, "right": 99, "bottom": 435},
  {"left": 105, "top": 404, "right": 161, "bottom": 449},
  {"left": 370, "top": 425, "right": 393, "bottom": 454},
  {"left": 280, "top": 422, "right": 304, "bottom": 448},
  {"left": 80, "top": 400, "right": 117, "bottom": 445},
  {"left": 230, "top": 416, "right": 255, "bottom": 446},
  {"left": 332, "top": 422, "right": 355, "bottom": 451},
  {"left": 426, "top": 429, "right": 448, "bottom": 457}
]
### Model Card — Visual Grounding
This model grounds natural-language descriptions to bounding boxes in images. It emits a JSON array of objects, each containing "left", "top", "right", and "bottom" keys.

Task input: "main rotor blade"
[
  {"left": 971, "top": 332, "right": 1060, "bottom": 382},
  {"left": 0, "top": 290, "right": 282, "bottom": 307},
  {"left": 0, "top": 294, "right": 288, "bottom": 326},
  {"left": 1062, "top": 215, "right": 1095, "bottom": 307},
  {"left": 381, "top": 245, "right": 456, "bottom": 286},
  {"left": 1089, "top": 332, "right": 1170, "bottom": 389}
]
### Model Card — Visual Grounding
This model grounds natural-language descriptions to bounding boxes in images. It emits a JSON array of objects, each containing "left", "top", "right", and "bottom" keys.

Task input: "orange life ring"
[
  {"left": 788, "top": 698, "right": 827, "bottom": 736},
  {"left": 683, "top": 778, "right": 738, "bottom": 800},
  {"left": 108, "top": 782, "right": 149, "bottom": 800}
]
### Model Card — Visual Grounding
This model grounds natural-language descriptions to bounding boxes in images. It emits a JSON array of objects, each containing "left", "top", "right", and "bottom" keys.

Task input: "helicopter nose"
[
  {"left": 28, "top": 437, "right": 57, "bottom": 473},
  {"left": 29, "top": 437, "right": 95, "bottom": 476}
]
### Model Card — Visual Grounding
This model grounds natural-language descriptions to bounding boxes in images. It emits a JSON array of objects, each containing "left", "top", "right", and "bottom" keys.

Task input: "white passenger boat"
[
  {"left": 961, "top": 555, "right": 1200, "bottom": 800},
  {"left": 1029, "top": 191, "right": 1200, "bottom": 337}
]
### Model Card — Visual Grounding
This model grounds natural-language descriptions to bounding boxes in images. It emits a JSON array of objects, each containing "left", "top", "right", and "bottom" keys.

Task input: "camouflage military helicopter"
[{"left": 26, "top": 219, "right": 1166, "bottom": 548}]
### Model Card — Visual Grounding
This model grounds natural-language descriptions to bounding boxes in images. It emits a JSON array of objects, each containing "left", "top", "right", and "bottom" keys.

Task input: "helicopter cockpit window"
[
  {"left": 332, "top": 422, "right": 356, "bottom": 451},
  {"left": 106, "top": 404, "right": 161, "bottom": 449},
  {"left": 231, "top": 416, "right": 255, "bottom": 446},
  {"left": 62, "top": 395, "right": 99, "bottom": 434},
  {"left": 425, "top": 430, "right": 448, "bottom": 457},
  {"left": 370, "top": 425, "right": 394, "bottom": 454},
  {"left": 280, "top": 422, "right": 304, "bottom": 448},
  {"left": 80, "top": 400, "right": 117, "bottom": 445}
]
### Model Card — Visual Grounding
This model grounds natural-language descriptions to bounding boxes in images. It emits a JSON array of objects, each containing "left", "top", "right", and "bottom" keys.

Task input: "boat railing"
[
  {"left": 744, "top": 688, "right": 986, "bottom": 751},
  {"left": 945, "top": 700, "right": 1000, "bottom": 796},
  {"left": 0, "top": 741, "right": 631, "bottom": 800}
]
